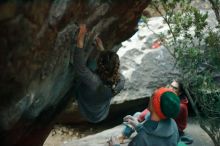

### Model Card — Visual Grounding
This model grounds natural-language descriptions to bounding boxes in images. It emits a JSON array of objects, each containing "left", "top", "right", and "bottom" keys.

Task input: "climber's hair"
[{"left": 97, "top": 51, "right": 120, "bottom": 87}]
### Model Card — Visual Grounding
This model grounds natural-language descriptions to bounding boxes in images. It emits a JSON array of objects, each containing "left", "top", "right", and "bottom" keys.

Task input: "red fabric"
[
  {"left": 152, "top": 87, "right": 175, "bottom": 119},
  {"left": 138, "top": 108, "right": 150, "bottom": 122},
  {"left": 151, "top": 39, "right": 161, "bottom": 49},
  {"left": 174, "top": 96, "right": 188, "bottom": 132}
]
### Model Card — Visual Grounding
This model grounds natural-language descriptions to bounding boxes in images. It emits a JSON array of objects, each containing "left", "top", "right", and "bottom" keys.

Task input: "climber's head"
[{"left": 97, "top": 51, "right": 120, "bottom": 86}]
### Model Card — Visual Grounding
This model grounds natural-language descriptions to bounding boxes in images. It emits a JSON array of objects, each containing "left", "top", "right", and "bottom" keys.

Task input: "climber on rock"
[{"left": 73, "top": 24, "right": 125, "bottom": 123}]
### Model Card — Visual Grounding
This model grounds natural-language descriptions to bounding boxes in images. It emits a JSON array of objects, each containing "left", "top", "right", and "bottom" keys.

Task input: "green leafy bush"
[{"left": 144, "top": 0, "right": 220, "bottom": 145}]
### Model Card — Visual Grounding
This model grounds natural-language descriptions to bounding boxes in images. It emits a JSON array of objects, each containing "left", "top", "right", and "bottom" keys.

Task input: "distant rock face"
[
  {"left": 0, "top": 0, "right": 150, "bottom": 145},
  {"left": 113, "top": 18, "right": 179, "bottom": 104},
  {"left": 119, "top": 47, "right": 178, "bottom": 99}
]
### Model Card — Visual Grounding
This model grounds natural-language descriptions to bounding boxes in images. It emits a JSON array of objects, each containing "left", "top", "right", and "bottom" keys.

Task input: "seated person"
[
  {"left": 74, "top": 24, "right": 125, "bottom": 123},
  {"left": 109, "top": 87, "right": 180, "bottom": 146},
  {"left": 168, "top": 80, "right": 188, "bottom": 136},
  {"left": 168, "top": 80, "right": 193, "bottom": 144}
]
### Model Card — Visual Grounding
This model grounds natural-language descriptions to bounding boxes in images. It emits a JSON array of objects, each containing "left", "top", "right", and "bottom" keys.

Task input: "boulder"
[
  {"left": 114, "top": 47, "right": 179, "bottom": 104},
  {"left": 0, "top": 0, "right": 150, "bottom": 145}
]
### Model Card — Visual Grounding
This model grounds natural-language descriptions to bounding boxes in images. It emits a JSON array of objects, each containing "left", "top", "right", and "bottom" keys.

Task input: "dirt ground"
[
  {"left": 43, "top": 125, "right": 78, "bottom": 146},
  {"left": 43, "top": 124, "right": 99, "bottom": 146},
  {"left": 43, "top": 122, "right": 117, "bottom": 146}
]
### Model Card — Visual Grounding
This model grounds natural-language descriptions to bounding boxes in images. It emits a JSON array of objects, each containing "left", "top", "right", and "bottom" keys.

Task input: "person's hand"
[
  {"left": 77, "top": 24, "right": 87, "bottom": 48},
  {"left": 108, "top": 136, "right": 120, "bottom": 146},
  {"left": 123, "top": 115, "right": 139, "bottom": 129},
  {"left": 95, "top": 36, "right": 105, "bottom": 51}
]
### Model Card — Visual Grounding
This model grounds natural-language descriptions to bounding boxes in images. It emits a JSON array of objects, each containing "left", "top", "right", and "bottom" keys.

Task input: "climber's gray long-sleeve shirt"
[{"left": 74, "top": 47, "right": 125, "bottom": 123}]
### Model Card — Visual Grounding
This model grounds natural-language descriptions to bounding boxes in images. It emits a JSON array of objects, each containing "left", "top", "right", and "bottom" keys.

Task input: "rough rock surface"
[
  {"left": 114, "top": 47, "right": 179, "bottom": 103},
  {"left": 0, "top": 0, "right": 150, "bottom": 145}
]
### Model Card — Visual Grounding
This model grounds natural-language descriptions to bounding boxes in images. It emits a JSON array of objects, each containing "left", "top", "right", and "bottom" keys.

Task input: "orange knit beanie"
[{"left": 152, "top": 87, "right": 180, "bottom": 119}]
